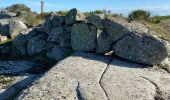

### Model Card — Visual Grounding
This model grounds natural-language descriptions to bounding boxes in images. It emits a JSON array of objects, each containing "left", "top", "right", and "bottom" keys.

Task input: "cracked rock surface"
[
  {"left": 16, "top": 52, "right": 170, "bottom": 100},
  {"left": 101, "top": 58, "right": 170, "bottom": 100},
  {"left": 17, "top": 52, "right": 111, "bottom": 100}
]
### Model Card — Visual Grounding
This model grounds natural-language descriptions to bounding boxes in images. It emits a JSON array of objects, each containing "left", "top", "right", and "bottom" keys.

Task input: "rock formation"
[{"left": 0, "top": 8, "right": 170, "bottom": 99}]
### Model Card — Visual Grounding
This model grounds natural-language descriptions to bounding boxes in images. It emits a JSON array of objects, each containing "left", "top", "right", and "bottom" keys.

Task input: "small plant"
[{"left": 128, "top": 10, "right": 151, "bottom": 21}]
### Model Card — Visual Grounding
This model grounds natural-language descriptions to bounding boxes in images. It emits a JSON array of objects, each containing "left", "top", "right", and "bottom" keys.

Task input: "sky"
[{"left": 0, "top": 0, "right": 170, "bottom": 16}]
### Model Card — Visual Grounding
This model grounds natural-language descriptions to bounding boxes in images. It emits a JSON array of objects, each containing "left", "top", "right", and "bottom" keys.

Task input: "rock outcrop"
[{"left": 16, "top": 52, "right": 170, "bottom": 100}]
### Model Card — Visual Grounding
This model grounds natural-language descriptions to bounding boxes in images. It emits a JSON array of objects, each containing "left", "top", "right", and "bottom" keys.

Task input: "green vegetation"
[
  {"left": 128, "top": 10, "right": 151, "bottom": 21},
  {"left": 5, "top": 4, "right": 31, "bottom": 13},
  {"left": 84, "top": 10, "right": 103, "bottom": 16}
]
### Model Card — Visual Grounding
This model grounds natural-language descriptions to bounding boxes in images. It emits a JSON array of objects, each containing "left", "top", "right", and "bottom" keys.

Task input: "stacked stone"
[{"left": 13, "top": 8, "right": 169, "bottom": 65}]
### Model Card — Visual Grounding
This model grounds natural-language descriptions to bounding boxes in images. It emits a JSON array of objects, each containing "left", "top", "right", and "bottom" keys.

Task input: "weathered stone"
[
  {"left": 103, "top": 18, "right": 130, "bottom": 42},
  {"left": 0, "top": 12, "right": 16, "bottom": 19},
  {"left": 71, "top": 23, "right": 97, "bottom": 51},
  {"left": 86, "top": 15, "right": 104, "bottom": 29},
  {"left": 46, "top": 47, "right": 73, "bottom": 61},
  {"left": 65, "top": 8, "right": 86, "bottom": 25},
  {"left": 9, "top": 19, "right": 27, "bottom": 38},
  {"left": 60, "top": 39, "right": 72, "bottom": 48},
  {"left": 17, "top": 52, "right": 110, "bottom": 100},
  {"left": 114, "top": 33, "right": 168, "bottom": 65},
  {"left": 101, "top": 58, "right": 170, "bottom": 100},
  {"left": 47, "top": 26, "right": 70, "bottom": 43},
  {"left": 0, "top": 19, "right": 10, "bottom": 36},
  {"left": 96, "top": 30, "right": 113, "bottom": 53},
  {"left": 52, "top": 15, "right": 65, "bottom": 27},
  {"left": 27, "top": 34, "right": 47, "bottom": 55},
  {"left": 160, "top": 58, "right": 170, "bottom": 73},
  {"left": 12, "top": 28, "right": 33, "bottom": 56},
  {"left": 128, "top": 21, "right": 149, "bottom": 33},
  {"left": 0, "top": 61, "right": 43, "bottom": 75},
  {"left": 44, "top": 12, "right": 55, "bottom": 34}
]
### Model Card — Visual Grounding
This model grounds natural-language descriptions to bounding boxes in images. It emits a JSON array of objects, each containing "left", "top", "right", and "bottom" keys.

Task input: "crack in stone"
[
  {"left": 76, "top": 82, "right": 84, "bottom": 100},
  {"left": 99, "top": 59, "right": 113, "bottom": 100},
  {"left": 140, "top": 76, "right": 164, "bottom": 100}
]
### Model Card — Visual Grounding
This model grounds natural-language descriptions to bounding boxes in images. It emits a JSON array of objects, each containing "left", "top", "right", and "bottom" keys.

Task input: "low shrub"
[{"left": 128, "top": 10, "right": 151, "bottom": 21}]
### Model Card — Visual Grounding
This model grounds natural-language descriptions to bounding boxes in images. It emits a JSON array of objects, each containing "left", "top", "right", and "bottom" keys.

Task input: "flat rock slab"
[
  {"left": 0, "top": 61, "right": 43, "bottom": 75},
  {"left": 101, "top": 59, "right": 170, "bottom": 100},
  {"left": 17, "top": 52, "right": 111, "bottom": 100},
  {"left": 16, "top": 52, "right": 170, "bottom": 100}
]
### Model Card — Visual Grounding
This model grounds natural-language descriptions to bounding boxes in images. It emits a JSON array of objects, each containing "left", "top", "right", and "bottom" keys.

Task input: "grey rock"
[
  {"left": 0, "top": 12, "right": 16, "bottom": 19},
  {"left": 44, "top": 13, "right": 55, "bottom": 34},
  {"left": 34, "top": 26, "right": 45, "bottom": 33},
  {"left": 114, "top": 33, "right": 168, "bottom": 65},
  {"left": 0, "top": 61, "right": 43, "bottom": 75},
  {"left": 52, "top": 14, "right": 65, "bottom": 27},
  {"left": 71, "top": 23, "right": 97, "bottom": 51},
  {"left": 65, "top": 8, "right": 86, "bottom": 25},
  {"left": 96, "top": 30, "right": 113, "bottom": 53},
  {"left": 12, "top": 28, "right": 33, "bottom": 56},
  {"left": 128, "top": 21, "right": 149, "bottom": 33},
  {"left": 27, "top": 34, "right": 47, "bottom": 55},
  {"left": 86, "top": 15, "right": 104, "bottom": 29},
  {"left": 0, "top": 19, "right": 10, "bottom": 36},
  {"left": 17, "top": 52, "right": 110, "bottom": 100},
  {"left": 101, "top": 58, "right": 170, "bottom": 100},
  {"left": 17, "top": 72, "right": 78, "bottom": 100},
  {"left": 47, "top": 26, "right": 70, "bottom": 43},
  {"left": 46, "top": 47, "right": 73, "bottom": 61},
  {"left": 60, "top": 39, "right": 72, "bottom": 48},
  {"left": 103, "top": 18, "right": 130, "bottom": 42},
  {"left": 9, "top": 19, "right": 27, "bottom": 38}
]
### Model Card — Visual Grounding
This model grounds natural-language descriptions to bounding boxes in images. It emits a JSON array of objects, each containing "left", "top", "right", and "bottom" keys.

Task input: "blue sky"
[{"left": 0, "top": 0, "right": 170, "bottom": 16}]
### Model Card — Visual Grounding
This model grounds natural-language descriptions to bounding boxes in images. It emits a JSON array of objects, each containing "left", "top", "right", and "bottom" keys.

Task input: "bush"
[
  {"left": 5, "top": 4, "right": 31, "bottom": 13},
  {"left": 84, "top": 10, "right": 103, "bottom": 16},
  {"left": 128, "top": 10, "right": 151, "bottom": 21},
  {"left": 57, "top": 10, "right": 69, "bottom": 16},
  {"left": 23, "top": 12, "right": 45, "bottom": 27}
]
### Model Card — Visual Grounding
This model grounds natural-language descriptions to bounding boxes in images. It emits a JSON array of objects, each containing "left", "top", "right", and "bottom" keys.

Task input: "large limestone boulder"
[
  {"left": 0, "top": 19, "right": 10, "bottom": 36},
  {"left": 114, "top": 33, "right": 169, "bottom": 65},
  {"left": 46, "top": 47, "right": 73, "bottom": 61},
  {"left": 9, "top": 19, "right": 27, "bottom": 38},
  {"left": 96, "top": 30, "right": 113, "bottom": 53},
  {"left": 27, "top": 34, "right": 48, "bottom": 55},
  {"left": 86, "top": 14, "right": 104, "bottom": 29},
  {"left": 65, "top": 8, "right": 86, "bottom": 25},
  {"left": 103, "top": 18, "right": 130, "bottom": 42},
  {"left": 71, "top": 23, "right": 97, "bottom": 51}
]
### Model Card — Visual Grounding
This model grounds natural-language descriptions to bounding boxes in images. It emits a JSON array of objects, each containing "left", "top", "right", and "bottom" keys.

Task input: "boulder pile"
[{"left": 12, "top": 8, "right": 169, "bottom": 66}]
